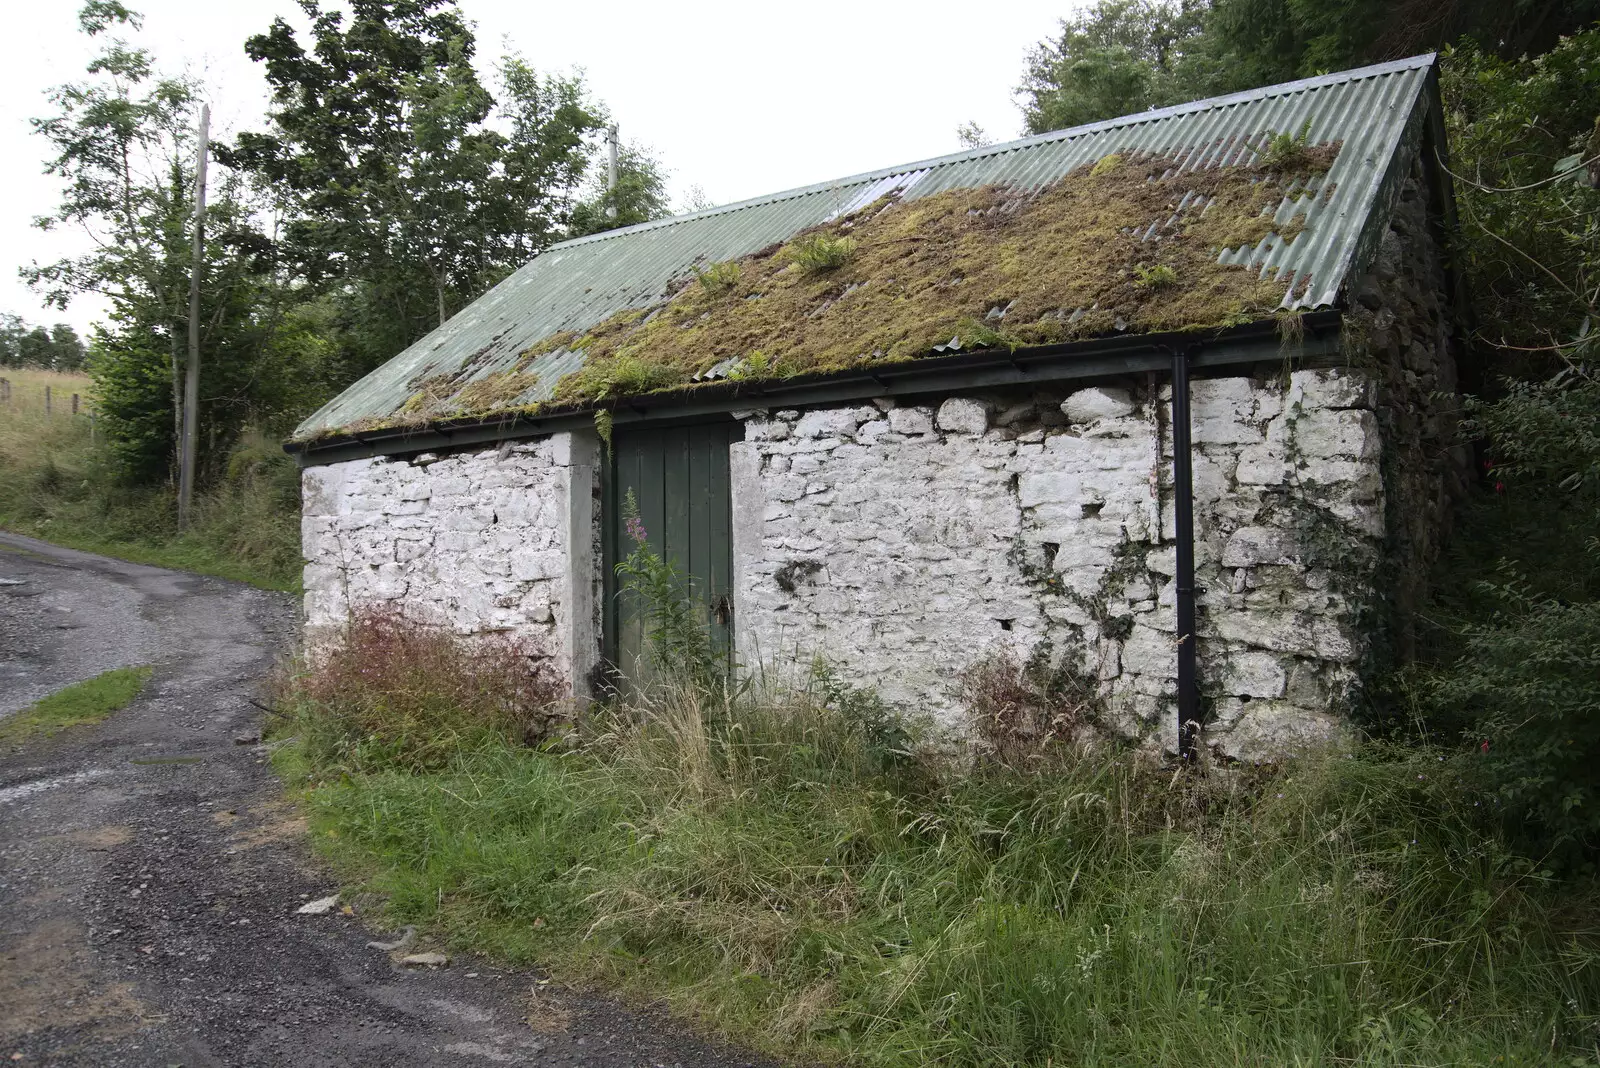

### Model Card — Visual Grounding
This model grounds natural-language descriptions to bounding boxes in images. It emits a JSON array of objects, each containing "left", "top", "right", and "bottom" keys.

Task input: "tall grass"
[
  {"left": 0, "top": 370, "right": 300, "bottom": 590},
  {"left": 279, "top": 616, "right": 1600, "bottom": 1067}
]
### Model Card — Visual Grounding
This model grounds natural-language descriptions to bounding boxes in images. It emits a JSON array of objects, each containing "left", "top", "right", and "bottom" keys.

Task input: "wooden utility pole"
[
  {"left": 605, "top": 124, "right": 619, "bottom": 219},
  {"left": 178, "top": 104, "right": 209, "bottom": 530}
]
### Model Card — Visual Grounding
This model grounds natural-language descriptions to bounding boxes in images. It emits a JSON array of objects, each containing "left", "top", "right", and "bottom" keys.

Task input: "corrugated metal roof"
[{"left": 294, "top": 54, "right": 1437, "bottom": 440}]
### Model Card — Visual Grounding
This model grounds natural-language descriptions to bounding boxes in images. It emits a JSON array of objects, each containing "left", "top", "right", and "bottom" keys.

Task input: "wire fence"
[{"left": 0, "top": 374, "right": 97, "bottom": 442}]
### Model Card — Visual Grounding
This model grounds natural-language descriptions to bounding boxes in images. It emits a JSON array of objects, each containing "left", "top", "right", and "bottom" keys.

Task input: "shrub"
[
  {"left": 1420, "top": 374, "right": 1600, "bottom": 856},
  {"left": 285, "top": 607, "right": 565, "bottom": 772}
]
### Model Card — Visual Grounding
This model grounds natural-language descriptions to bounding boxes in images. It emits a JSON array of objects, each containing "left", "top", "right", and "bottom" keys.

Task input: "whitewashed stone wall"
[
  {"left": 730, "top": 369, "right": 1384, "bottom": 761},
  {"left": 300, "top": 433, "right": 599, "bottom": 692}
]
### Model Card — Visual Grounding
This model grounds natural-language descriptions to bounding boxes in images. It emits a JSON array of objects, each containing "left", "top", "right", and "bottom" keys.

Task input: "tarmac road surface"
[{"left": 0, "top": 532, "right": 770, "bottom": 1068}]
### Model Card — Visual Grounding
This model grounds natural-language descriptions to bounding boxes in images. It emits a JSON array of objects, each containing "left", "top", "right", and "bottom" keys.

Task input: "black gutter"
[
  {"left": 285, "top": 311, "right": 1342, "bottom": 467},
  {"left": 1170, "top": 345, "right": 1201, "bottom": 764}
]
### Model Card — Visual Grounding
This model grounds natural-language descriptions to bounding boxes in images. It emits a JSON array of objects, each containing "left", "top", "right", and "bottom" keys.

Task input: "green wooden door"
[{"left": 603, "top": 422, "right": 739, "bottom": 686}]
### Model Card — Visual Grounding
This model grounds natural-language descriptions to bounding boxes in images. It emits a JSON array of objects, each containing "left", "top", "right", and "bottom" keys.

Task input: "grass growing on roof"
[
  {"left": 518, "top": 145, "right": 1335, "bottom": 406},
  {"left": 1, "top": 666, "right": 152, "bottom": 743}
]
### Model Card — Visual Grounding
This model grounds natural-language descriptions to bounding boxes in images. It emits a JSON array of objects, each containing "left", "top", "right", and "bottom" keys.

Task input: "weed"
[
  {"left": 614, "top": 491, "right": 722, "bottom": 691},
  {"left": 1277, "top": 308, "right": 1307, "bottom": 346},
  {"left": 692, "top": 260, "right": 742, "bottom": 294},
  {"left": 1089, "top": 152, "right": 1123, "bottom": 177},
  {"left": 1258, "top": 119, "right": 1316, "bottom": 171},
  {"left": 0, "top": 666, "right": 152, "bottom": 743},
  {"left": 1132, "top": 262, "right": 1178, "bottom": 289},
  {"left": 593, "top": 408, "right": 613, "bottom": 456},
  {"left": 952, "top": 316, "right": 1022, "bottom": 352},
  {"left": 558, "top": 355, "right": 683, "bottom": 402},
  {"left": 961, "top": 647, "right": 1089, "bottom": 769},
  {"left": 281, "top": 607, "right": 565, "bottom": 773},
  {"left": 788, "top": 233, "right": 858, "bottom": 272}
]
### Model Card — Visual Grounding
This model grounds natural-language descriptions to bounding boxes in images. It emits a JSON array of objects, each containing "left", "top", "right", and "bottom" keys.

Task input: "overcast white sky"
[{"left": 0, "top": 1, "right": 1073, "bottom": 336}]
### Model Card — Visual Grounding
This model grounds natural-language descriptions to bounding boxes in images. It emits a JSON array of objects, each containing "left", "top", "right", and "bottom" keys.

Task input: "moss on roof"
[
  {"left": 537, "top": 146, "right": 1337, "bottom": 405},
  {"left": 310, "top": 146, "right": 1337, "bottom": 439}
]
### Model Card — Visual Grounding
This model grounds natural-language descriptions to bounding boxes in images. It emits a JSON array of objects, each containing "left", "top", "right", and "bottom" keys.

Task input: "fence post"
[
  {"left": 72, "top": 393, "right": 80, "bottom": 415},
  {"left": 45, "top": 385, "right": 51, "bottom": 416},
  {"left": 0, "top": 377, "right": 9, "bottom": 403}
]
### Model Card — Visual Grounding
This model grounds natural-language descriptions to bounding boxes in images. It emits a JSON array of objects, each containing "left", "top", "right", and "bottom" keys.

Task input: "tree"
[
  {"left": 0, "top": 316, "right": 84, "bottom": 369},
  {"left": 1016, "top": 0, "right": 1600, "bottom": 136},
  {"left": 0, "top": 315, "right": 23, "bottom": 367},
  {"left": 27, "top": 2, "right": 282, "bottom": 482},
  {"left": 567, "top": 140, "right": 673, "bottom": 238},
  {"left": 1018, "top": 0, "right": 1216, "bottom": 134},
  {"left": 224, "top": 0, "right": 607, "bottom": 375},
  {"left": 50, "top": 324, "right": 87, "bottom": 370}
]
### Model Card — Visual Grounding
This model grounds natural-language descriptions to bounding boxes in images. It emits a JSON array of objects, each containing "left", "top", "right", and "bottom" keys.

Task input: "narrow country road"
[{"left": 0, "top": 533, "right": 768, "bottom": 1068}]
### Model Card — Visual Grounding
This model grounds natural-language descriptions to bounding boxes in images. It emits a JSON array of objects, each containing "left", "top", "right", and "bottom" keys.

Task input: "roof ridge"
[{"left": 544, "top": 53, "right": 1438, "bottom": 253}]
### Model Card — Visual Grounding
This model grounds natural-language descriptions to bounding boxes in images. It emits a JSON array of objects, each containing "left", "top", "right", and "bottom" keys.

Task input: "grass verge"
[
  {"left": 2, "top": 665, "right": 153, "bottom": 744},
  {"left": 0, "top": 369, "right": 301, "bottom": 592},
  {"left": 275, "top": 617, "right": 1600, "bottom": 1067}
]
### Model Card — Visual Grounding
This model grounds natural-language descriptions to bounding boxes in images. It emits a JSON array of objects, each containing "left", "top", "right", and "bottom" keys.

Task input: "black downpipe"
[{"left": 1170, "top": 347, "right": 1200, "bottom": 763}]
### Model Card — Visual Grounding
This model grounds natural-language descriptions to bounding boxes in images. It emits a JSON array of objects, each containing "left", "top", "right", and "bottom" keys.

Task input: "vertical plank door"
[{"left": 603, "top": 422, "right": 738, "bottom": 688}]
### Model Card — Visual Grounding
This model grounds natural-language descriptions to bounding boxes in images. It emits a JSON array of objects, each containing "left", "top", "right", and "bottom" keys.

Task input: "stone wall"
[
  {"left": 731, "top": 370, "right": 1386, "bottom": 761},
  {"left": 1345, "top": 160, "right": 1472, "bottom": 661},
  {"left": 299, "top": 432, "right": 600, "bottom": 692}
]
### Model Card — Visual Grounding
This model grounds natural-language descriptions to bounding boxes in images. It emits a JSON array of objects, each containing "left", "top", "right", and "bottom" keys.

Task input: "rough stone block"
[
  {"left": 1216, "top": 650, "right": 1287, "bottom": 698},
  {"left": 1221, "top": 527, "right": 1298, "bottom": 568},
  {"left": 936, "top": 397, "right": 988, "bottom": 435},
  {"left": 1235, "top": 444, "right": 1289, "bottom": 486},
  {"left": 1292, "top": 409, "right": 1381, "bottom": 460},
  {"left": 1122, "top": 624, "right": 1176, "bottom": 677},
  {"left": 1212, "top": 705, "right": 1345, "bottom": 762},
  {"left": 746, "top": 419, "right": 791, "bottom": 442},
  {"left": 857, "top": 419, "right": 892, "bottom": 443},
  {"left": 1288, "top": 368, "right": 1374, "bottom": 410},
  {"left": 1189, "top": 377, "right": 1274, "bottom": 444},
  {"left": 796, "top": 408, "right": 870, "bottom": 439},
  {"left": 1062, "top": 386, "right": 1135, "bottom": 423}
]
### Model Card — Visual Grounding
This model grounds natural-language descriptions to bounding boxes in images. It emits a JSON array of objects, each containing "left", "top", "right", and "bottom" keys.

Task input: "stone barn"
[{"left": 287, "top": 55, "right": 1469, "bottom": 761}]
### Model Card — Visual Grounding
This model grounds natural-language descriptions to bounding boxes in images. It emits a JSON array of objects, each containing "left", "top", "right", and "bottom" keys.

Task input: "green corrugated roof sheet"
[{"left": 294, "top": 54, "right": 1438, "bottom": 441}]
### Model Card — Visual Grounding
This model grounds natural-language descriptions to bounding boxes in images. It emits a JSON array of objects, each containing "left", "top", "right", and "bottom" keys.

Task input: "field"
[
  {"left": 0, "top": 367, "right": 94, "bottom": 416},
  {"left": 0, "top": 366, "right": 302, "bottom": 592}
]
